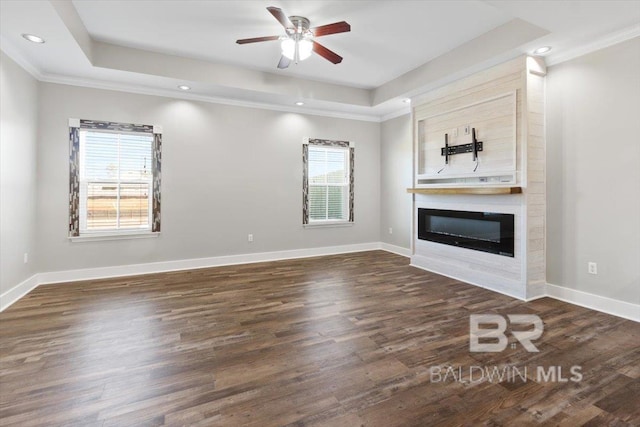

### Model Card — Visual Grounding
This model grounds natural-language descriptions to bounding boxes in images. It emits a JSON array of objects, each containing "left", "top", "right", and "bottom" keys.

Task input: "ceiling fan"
[{"left": 236, "top": 6, "right": 351, "bottom": 69}]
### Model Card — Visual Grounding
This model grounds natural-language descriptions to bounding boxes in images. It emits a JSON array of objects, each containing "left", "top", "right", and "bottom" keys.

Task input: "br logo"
[{"left": 469, "top": 314, "right": 544, "bottom": 352}]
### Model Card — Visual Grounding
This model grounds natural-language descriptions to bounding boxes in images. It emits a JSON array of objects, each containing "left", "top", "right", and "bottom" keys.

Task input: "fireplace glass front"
[{"left": 417, "top": 208, "right": 514, "bottom": 257}]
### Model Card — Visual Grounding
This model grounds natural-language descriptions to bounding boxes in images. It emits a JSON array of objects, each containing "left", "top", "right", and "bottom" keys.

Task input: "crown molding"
[
  {"left": 2, "top": 36, "right": 388, "bottom": 123},
  {"left": 546, "top": 23, "right": 640, "bottom": 66},
  {"left": 0, "top": 35, "right": 43, "bottom": 80},
  {"left": 6, "top": 23, "right": 637, "bottom": 124},
  {"left": 36, "top": 72, "right": 385, "bottom": 123},
  {"left": 380, "top": 107, "right": 411, "bottom": 122}
]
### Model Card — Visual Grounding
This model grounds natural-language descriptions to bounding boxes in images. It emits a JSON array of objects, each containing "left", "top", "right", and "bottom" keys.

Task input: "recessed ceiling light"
[
  {"left": 533, "top": 46, "right": 552, "bottom": 55},
  {"left": 177, "top": 85, "right": 191, "bottom": 91},
  {"left": 403, "top": 98, "right": 411, "bottom": 104},
  {"left": 295, "top": 101, "right": 305, "bottom": 106},
  {"left": 21, "top": 33, "right": 45, "bottom": 44}
]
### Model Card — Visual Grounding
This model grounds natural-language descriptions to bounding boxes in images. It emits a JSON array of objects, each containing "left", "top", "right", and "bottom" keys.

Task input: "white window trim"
[
  {"left": 78, "top": 128, "right": 154, "bottom": 238},
  {"left": 303, "top": 221, "right": 354, "bottom": 229},
  {"left": 306, "top": 143, "right": 351, "bottom": 224},
  {"left": 69, "top": 230, "right": 160, "bottom": 243}
]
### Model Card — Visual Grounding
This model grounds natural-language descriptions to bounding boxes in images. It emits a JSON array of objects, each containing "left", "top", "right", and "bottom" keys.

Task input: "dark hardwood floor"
[{"left": 1, "top": 251, "right": 638, "bottom": 426}]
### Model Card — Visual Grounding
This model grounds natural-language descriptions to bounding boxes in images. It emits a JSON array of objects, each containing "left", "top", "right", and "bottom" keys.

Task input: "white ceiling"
[
  {"left": 1, "top": 1, "right": 639, "bottom": 120},
  {"left": 72, "top": 0, "right": 513, "bottom": 89}
]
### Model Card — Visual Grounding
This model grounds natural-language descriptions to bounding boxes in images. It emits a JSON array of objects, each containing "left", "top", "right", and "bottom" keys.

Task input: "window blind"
[
  {"left": 79, "top": 130, "right": 153, "bottom": 232},
  {"left": 308, "top": 146, "right": 349, "bottom": 221}
]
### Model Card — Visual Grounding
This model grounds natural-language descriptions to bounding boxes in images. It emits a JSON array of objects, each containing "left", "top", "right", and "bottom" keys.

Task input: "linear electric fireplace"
[{"left": 418, "top": 208, "right": 514, "bottom": 257}]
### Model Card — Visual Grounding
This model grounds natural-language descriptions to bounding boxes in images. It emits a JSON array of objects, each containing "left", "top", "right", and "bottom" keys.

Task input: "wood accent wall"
[
  {"left": 523, "top": 57, "right": 547, "bottom": 298},
  {"left": 413, "top": 58, "right": 527, "bottom": 186},
  {"left": 416, "top": 91, "right": 516, "bottom": 177},
  {"left": 410, "top": 56, "right": 547, "bottom": 300}
]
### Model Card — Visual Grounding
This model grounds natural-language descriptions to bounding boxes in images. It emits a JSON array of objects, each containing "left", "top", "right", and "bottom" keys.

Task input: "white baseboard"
[
  {"left": 546, "top": 282, "right": 640, "bottom": 323},
  {"left": 1, "top": 242, "right": 384, "bottom": 311},
  {"left": 2, "top": 246, "right": 637, "bottom": 324},
  {"left": 38, "top": 242, "right": 382, "bottom": 285},
  {"left": 380, "top": 242, "right": 411, "bottom": 257},
  {"left": 0, "top": 274, "right": 39, "bottom": 312}
]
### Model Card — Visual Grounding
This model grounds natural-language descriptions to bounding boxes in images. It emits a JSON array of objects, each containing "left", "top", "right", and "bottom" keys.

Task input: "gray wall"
[
  {"left": 380, "top": 113, "right": 412, "bottom": 249},
  {"left": 546, "top": 37, "right": 640, "bottom": 304},
  {"left": 36, "top": 83, "right": 381, "bottom": 273},
  {"left": 4, "top": 37, "right": 639, "bottom": 309},
  {"left": 0, "top": 53, "right": 39, "bottom": 295}
]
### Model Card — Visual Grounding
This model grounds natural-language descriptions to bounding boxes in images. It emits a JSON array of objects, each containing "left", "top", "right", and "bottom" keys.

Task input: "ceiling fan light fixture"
[
  {"left": 281, "top": 38, "right": 296, "bottom": 60},
  {"left": 281, "top": 37, "right": 313, "bottom": 62},
  {"left": 236, "top": 7, "right": 350, "bottom": 68},
  {"left": 298, "top": 39, "right": 313, "bottom": 60}
]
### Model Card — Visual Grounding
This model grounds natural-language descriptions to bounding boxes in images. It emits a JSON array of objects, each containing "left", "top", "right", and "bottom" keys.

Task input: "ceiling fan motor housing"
[{"left": 288, "top": 16, "right": 311, "bottom": 34}]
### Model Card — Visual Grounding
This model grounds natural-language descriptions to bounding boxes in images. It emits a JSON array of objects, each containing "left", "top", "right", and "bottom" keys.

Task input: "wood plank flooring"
[{"left": 1, "top": 251, "right": 638, "bottom": 426}]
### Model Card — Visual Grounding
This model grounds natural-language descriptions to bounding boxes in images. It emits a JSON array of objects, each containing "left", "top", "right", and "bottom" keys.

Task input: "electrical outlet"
[
  {"left": 388, "top": 227, "right": 393, "bottom": 235},
  {"left": 588, "top": 262, "right": 597, "bottom": 275},
  {"left": 452, "top": 128, "right": 458, "bottom": 137},
  {"left": 248, "top": 234, "right": 253, "bottom": 242},
  {"left": 464, "top": 125, "right": 471, "bottom": 135},
  {"left": 23, "top": 253, "right": 28, "bottom": 264}
]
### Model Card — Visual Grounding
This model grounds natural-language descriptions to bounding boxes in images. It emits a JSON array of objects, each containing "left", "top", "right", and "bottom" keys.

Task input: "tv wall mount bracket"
[{"left": 440, "top": 128, "right": 483, "bottom": 164}]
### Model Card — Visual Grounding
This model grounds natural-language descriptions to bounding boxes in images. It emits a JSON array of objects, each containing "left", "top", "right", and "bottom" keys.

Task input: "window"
[
  {"left": 69, "top": 119, "right": 162, "bottom": 239},
  {"left": 308, "top": 146, "right": 349, "bottom": 221},
  {"left": 80, "top": 130, "right": 152, "bottom": 232},
  {"left": 303, "top": 139, "right": 354, "bottom": 225}
]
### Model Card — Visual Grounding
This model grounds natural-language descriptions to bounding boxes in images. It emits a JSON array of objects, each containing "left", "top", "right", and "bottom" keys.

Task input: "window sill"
[
  {"left": 304, "top": 221, "right": 354, "bottom": 229},
  {"left": 69, "top": 231, "right": 159, "bottom": 243}
]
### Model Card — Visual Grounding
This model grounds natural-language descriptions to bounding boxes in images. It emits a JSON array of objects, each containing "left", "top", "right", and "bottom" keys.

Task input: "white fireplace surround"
[
  {"left": 409, "top": 56, "right": 547, "bottom": 302},
  {"left": 412, "top": 194, "right": 535, "bottom": 300}
]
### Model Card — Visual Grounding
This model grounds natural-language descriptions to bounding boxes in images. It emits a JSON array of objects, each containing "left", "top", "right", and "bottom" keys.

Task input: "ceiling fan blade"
[
  {"left": 277, "top": 56, "right": 291, "bottom": 69},
  {"left": 311, "top": 21, "right": 351, "bottom": 37},
  {"left": 267, "top": 6, "right": 293, "bottom": 29},
  {"left": 312, "top": 41, "right": 343, "bottom": 64},
  {"left": 236, "top": 35, "right": 281, "bottom": 44}
]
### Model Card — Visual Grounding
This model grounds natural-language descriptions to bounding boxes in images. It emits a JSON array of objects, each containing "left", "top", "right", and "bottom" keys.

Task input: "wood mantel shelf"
[{"left": 407, "top": 187, "right": 522, "bottom": 195}]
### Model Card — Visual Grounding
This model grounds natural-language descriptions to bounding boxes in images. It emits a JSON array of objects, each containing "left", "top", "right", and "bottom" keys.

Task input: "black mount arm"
[{"left": 440, "top": 128, "right": 483, "bottom": 160}]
